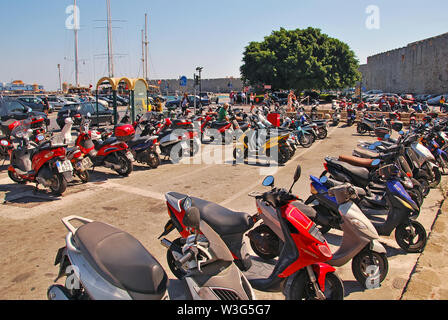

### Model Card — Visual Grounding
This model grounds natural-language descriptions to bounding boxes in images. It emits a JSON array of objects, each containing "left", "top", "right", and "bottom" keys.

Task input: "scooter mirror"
[
  {"left": 183, "top": 207, "right": 201, "bottom": 230},
  {"left": 384, "top": 134, "right": 390, "bottom": 140},
  {"left": 262, "top": 176, "right": 275, "bottom": 187},
  {"left": 399, "top": 130, "right": 404, "bottom": 135},
  {"left": 293, "top": 165, "right": 302, "bottom": 182},
  {"left": 372, "top": 159, "right": 381, "bottom": 166},
  {"left": 368, "top": 144, "right": 377, "bottom": 150}
]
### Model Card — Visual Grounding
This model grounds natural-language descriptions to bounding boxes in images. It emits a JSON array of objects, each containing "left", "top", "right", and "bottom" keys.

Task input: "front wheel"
[
  {"left": 395, "top": 221, "right": 427, "bottom": 253},
  {"left": 115, "top": 153, "right": 133, "bottom": 176},
  {"left": 351, "top": 250, "right": 389, "bottom": 289},
  {"left": 285, "top": 270, "right": 344, "bottom": 300},
  {"left": 147, "top": 151, "right": 160, "bottom": 169},
  {"left": 299, "top": 133, "right": 313, "bottom": 148},
  {"left": 316, "top": 127, "right": 327, "bottom": 139}
]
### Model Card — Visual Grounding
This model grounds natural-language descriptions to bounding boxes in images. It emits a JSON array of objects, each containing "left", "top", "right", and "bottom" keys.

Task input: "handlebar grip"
[{"left": 177, "top": 251, "right": 193, "bottom": 266}]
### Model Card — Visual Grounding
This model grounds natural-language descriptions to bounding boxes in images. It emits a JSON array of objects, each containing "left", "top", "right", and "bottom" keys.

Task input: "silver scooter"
[
  {"left": 47, "top": 207, "right": 255, "bottom": 300},
  {"left": 326, "top": 183, "right": 389, "bottom": 289}
]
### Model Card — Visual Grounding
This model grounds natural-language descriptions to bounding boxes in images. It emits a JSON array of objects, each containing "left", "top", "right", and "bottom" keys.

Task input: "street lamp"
[{"left": 196, "top": 67, "right": 203, "bottom": 96}]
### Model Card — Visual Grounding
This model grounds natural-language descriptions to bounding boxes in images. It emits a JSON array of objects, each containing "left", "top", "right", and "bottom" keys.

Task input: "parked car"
[
  {"left": 56, "top": 102, "right": 113, "bottom": 129},
  {"left": 199, "top": 92, "right": 218, "bottom": 104},
  {"left": 165, "top": 95, "right": 203, "bottom": 110},
  {"left": 0, "top": 97, "right": 49, "bottom": 125},
  {"left": 271, "top": 92, "right": 289, "bottom": 105},
  {"left": 16, "top": 96, "right": 46, "bottom": 112},
  {"left": 364, "top": 90, "right": 383, "bottom": 95},
  {"left": 46, "top": 96, "right": 72, "bottom": 111}
]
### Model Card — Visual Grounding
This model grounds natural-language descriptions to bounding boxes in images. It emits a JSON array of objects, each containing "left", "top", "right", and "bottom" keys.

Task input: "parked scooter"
[
  {"left": 47, "top": 210, "right": 255, "bottom": 300},
  {"left": 332, "top": 107, "right": 341, "bottom": 126},
  {"left": 75, "top": 115, "right": 134, "bottom": 176},
  {"left": 6, "top": 119, "right": 73, "bottom": 195}
]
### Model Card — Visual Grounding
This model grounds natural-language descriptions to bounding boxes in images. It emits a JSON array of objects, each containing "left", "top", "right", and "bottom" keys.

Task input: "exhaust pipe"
[
  {"left": 104, "top": 161, "right": 121, "bottom": 170},
  {"left": 160, "top": 238, "right": 173, "bottom": 249}
]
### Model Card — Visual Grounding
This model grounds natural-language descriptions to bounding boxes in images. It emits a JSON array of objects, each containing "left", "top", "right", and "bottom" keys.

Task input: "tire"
[
  {"left": 286, "top": 270, "right": 344, "bottom": 300},
  {"left": 76, "top": 169, "right": 89, "bottom": 184},
  {"left": 115, "top": 152, "right": 133, "bottom": 176},
  {"left": 395, "top": 221, "right": 427, "bottom": 253},
  {"left": 299, "top": 133, "right": 313, "bottom": 148},
  {"left": 170, "top": 146, "right": 184, "bottom": 164},
  {"left": 429, "top": 165, "right": 441, "bottom": 188},
  {"left": 249, "top": 225, "right": 281, "bottom": 260},
  {"left": 351, "top": 250, "right": 389, "bottom": 289},
  {"left": 357, "top": 123, "right": 367, "bottom": 134},
  {"left": 49, "top": 173, "right": 67, "bottom": 195},
  {"left": 277, "top": 145, "right": 290, "bottom": 164},
  {"left": 416, "top": 177, "right": 430, "bottom": 197},
  {"left": 8, "top": 170, "right": 27, "bottom": 184},
  {"left": 316, "top": 127, "right": 327, "bottom": 140},
  {"left": 166, "top": 238, "right": 187, "bottom": 280},
  {"left": 147, "top": 151, "right": 160, "bottom": 169},
  {"left": 189, "top": 140, "right": 200, "bottom": 157}
]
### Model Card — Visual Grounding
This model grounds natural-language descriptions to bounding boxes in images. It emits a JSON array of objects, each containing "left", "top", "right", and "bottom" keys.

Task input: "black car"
[
  {"left": 16, "top": 96, "right": 46, "bottom": 112},
  {"left": 165, "top": 95, "right": 205, "bottom": 110},
  {"left": 0, "top": 97, "right": 49, "bottom": 126},
  {"left": 271, "top": 92, "right": 289, "bottom": 105},
  {"left": 56, "top": 102, "right": 113, "bottom": 129}
]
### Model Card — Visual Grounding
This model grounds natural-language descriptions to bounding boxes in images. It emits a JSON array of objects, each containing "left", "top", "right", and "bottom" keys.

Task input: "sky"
[{"left": 0, "top": 0, "right": 447, "bottom": 90}]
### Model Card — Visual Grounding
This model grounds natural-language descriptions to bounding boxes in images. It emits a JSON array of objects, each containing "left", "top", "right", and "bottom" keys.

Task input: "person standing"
[
  {"left": 241, "top": 91, "right": 246, "bottom": 105},
  {"left": 181, "top": 93, "right": 189, "bottom": 115},
  {"left": 287, "top": 90, "right": 296, "bottom": 112},
  {"left": 250, "top": 92, "right": 254, "bottom": 106},
  {"left": 42, "top": 96, "right": 50, "bottom": 115}
]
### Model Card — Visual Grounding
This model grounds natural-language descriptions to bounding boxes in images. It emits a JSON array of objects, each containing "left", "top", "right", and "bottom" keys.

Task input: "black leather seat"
[
  {"left": 127, "top": 136, "right": 155, "bottom": 149},
  {"left": 191, "top": 197, "right": 253, "bottom": 235},
  {"left": 94, "top": 137, "right": 118, "bottom": 150},
  {"left": 74, "top": 221, "right": 168, "bottom": 299},
  {"left": 326, "top": 158, "right": 370, "bottom": 186},
  {"left": 210, "top": 121, "right": 228, "bottom": 129}
]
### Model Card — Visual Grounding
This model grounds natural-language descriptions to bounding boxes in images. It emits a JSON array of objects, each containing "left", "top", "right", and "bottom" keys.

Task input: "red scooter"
[
  {"left": 6, "top": 119, "right": 73, "bottom": 195},
  {"left": 159, "top": 165, "right": 344, "bottom": 300},
  {"left": 75, "top": 116, "right": 133, "bottom": 176}
]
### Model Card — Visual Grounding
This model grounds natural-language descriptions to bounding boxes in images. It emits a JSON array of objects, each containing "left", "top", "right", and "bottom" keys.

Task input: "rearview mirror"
[
  {"left": 319, "top": 176, "right": 328, "bottom": 184},
  {"left": 262, "top": 176, "right": 274, "bottom": 187},
  {"left": 399, "top": 130, "right": 404, "bottom": 135},
  {"left": 293, "top": 165, "right": 301, "bottom": 182},
  {"left": 183, "top": 207, "right": 200, "bottom": 230}
]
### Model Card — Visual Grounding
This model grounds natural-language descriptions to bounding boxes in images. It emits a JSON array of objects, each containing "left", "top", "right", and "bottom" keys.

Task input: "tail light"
[
  {"left": 323, "top": 163, "right": 328, "bottom": 171},
  {"left": 74, "top": 114, "right": 81, "bottom": 118}
]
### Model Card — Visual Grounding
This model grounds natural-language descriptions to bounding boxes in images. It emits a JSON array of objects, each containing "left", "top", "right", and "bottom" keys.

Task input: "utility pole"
[
  {"left": 57, "top": 64, "right": 62, "bottom": 92},
  {"left": 144, "top": 13, "right": 149, "bottom": 81},
  {"left": 141, "top": 29, "right": 145, "bottom": 78},
  {"left": 74, "top": 0, "right": 79, "bottom": 87},
  {"left": 106, "top": 0, "right": 114, "bottom": 78}
]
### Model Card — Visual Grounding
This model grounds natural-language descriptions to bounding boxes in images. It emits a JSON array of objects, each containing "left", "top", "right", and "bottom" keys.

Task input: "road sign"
[{"left": 179, "top": 76, "right": 187, "bottom": 87}]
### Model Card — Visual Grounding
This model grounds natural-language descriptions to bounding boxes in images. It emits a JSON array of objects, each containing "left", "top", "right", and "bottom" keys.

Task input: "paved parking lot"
[{"left": 0, "top": 119, "right": 445, "bottom": 300}]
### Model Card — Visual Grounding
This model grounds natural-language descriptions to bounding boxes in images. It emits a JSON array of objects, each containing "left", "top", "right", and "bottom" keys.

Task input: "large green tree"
[{"left": 240, "top": 27, "right": 360, "bottom": 91}]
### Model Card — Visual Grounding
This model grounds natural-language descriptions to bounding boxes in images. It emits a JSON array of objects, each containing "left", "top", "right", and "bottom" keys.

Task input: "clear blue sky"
[{"left": 0, "top": 0, "right": 447, "bottom": 90}]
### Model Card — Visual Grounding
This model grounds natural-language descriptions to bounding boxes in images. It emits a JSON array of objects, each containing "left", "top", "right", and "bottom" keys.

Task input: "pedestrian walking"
[
  {"left": 287, "top": 90, "right": 296, "bottom": 112},
  {"left": 181, "top": 93, "right": 189, "bottom": 115},
  {"left": 42, "top": 96, "right": 50, "bottom": 115}
]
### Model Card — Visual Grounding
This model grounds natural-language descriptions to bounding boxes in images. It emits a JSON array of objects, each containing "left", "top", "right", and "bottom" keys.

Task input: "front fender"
[{"left": 312, "top": 263, "right": 336, "bottom": 292}]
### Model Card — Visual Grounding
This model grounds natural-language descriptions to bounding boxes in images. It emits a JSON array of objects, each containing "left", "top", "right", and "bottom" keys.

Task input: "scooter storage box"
[
  {"left": 267, "top": 113, "right": 280, "bottom": 127},
  {"left": 114, "top": 124, "right": 135, "bottom": 142},
  {"left": 374, "top": 127, "right": 390, "bottom": 139}
]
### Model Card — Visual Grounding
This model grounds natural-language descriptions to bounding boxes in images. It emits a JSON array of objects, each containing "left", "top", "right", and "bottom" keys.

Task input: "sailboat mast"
[
  {"left": 74, "top": 0, "right": 79, "bottom": 87},
  {"left": 144, "top": 13, "right": 148, "bottom": 81},
  {"left": 106, "top": 0, "right": 114, "bottom": 77}
]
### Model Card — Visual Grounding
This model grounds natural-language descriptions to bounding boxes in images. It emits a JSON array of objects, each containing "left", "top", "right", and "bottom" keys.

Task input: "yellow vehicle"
[{"left": 233, "top": 125, "right": 292, "bottom": 164}]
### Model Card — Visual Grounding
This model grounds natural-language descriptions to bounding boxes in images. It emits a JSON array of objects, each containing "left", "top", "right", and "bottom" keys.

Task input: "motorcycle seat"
[
  {"left": 74, "top": 221, "right": 168, "bottom": 299},
  {"left": 338, "top": 155, "right": 376, "bottom": 168},
  {"left": 127, "top": 136, "right": 156, "bottom": 149},
  {"left": 94, "top": 137, "right": 118, "bottom": 150},
  {"left": 326, "top": 157, "right": 370, "bottom": 184},
  {"left": 166, "top": 192, "right": 253, "bottom": 235},
  {"left": 353, "top": 147, "right": 379, "bottom": 159},
  {"left": 210, "top": 121, "right": 229, "bottom": 129}
]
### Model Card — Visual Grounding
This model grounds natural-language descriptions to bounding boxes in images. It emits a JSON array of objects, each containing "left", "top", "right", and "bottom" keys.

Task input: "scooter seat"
[
  {"left": 191, "top": 197, "right": 253, "bottom": 235},
  {"left": 353, "top": 147, "right": 379, "bottom": 159},
  {"left": 94, "top": 137, "right": 118, "bottom": 150},
  {"left": 210, "top": 121, "right": 229, "bottom": 129},
  {"left": 127, "top": 136, "right": 156, "bottom": 149},
  {"left": 338, "top": 155, "right": 375, "bottom": 168},
  {"left": 326, "top": 157, "right": 370, "bottom": 186},
  {"left": 74, "top": 221, "right": 168, "bottom": 299}
]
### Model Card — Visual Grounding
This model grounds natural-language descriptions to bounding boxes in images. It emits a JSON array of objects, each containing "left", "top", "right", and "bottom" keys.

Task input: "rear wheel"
[
  {"left": 76, "top": 169, "right": 89, "bottom": 184},
  {"left": 147, "top": 151, "right": 160, "bottom": 168},
  {"left": 249, "top": 225, "right": 281, "bottom": 260},
  {"left": 299, "top": 133, "right": 313, "bottom": 148},
  {"left": 166, "top": 238, "right": 187, "bottom": 279},
  {"left": 316, "top": 127, "right": 327, "bottom": 139}
]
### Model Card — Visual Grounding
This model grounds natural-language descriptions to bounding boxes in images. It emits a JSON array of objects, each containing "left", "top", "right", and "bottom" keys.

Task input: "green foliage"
[{"left": 240, "top": 27, "right": 361, "bottom": 91}]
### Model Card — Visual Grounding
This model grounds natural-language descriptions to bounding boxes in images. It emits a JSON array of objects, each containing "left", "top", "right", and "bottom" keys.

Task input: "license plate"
[
  {"left": 77, "top": 157, "right": 93, "bottom": 170},
  {"left": 56, "top": 160, "right": 73, "bottom": 173},
  {"left": 126, "top": 152, "right": 134, "bottom": 161}
]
